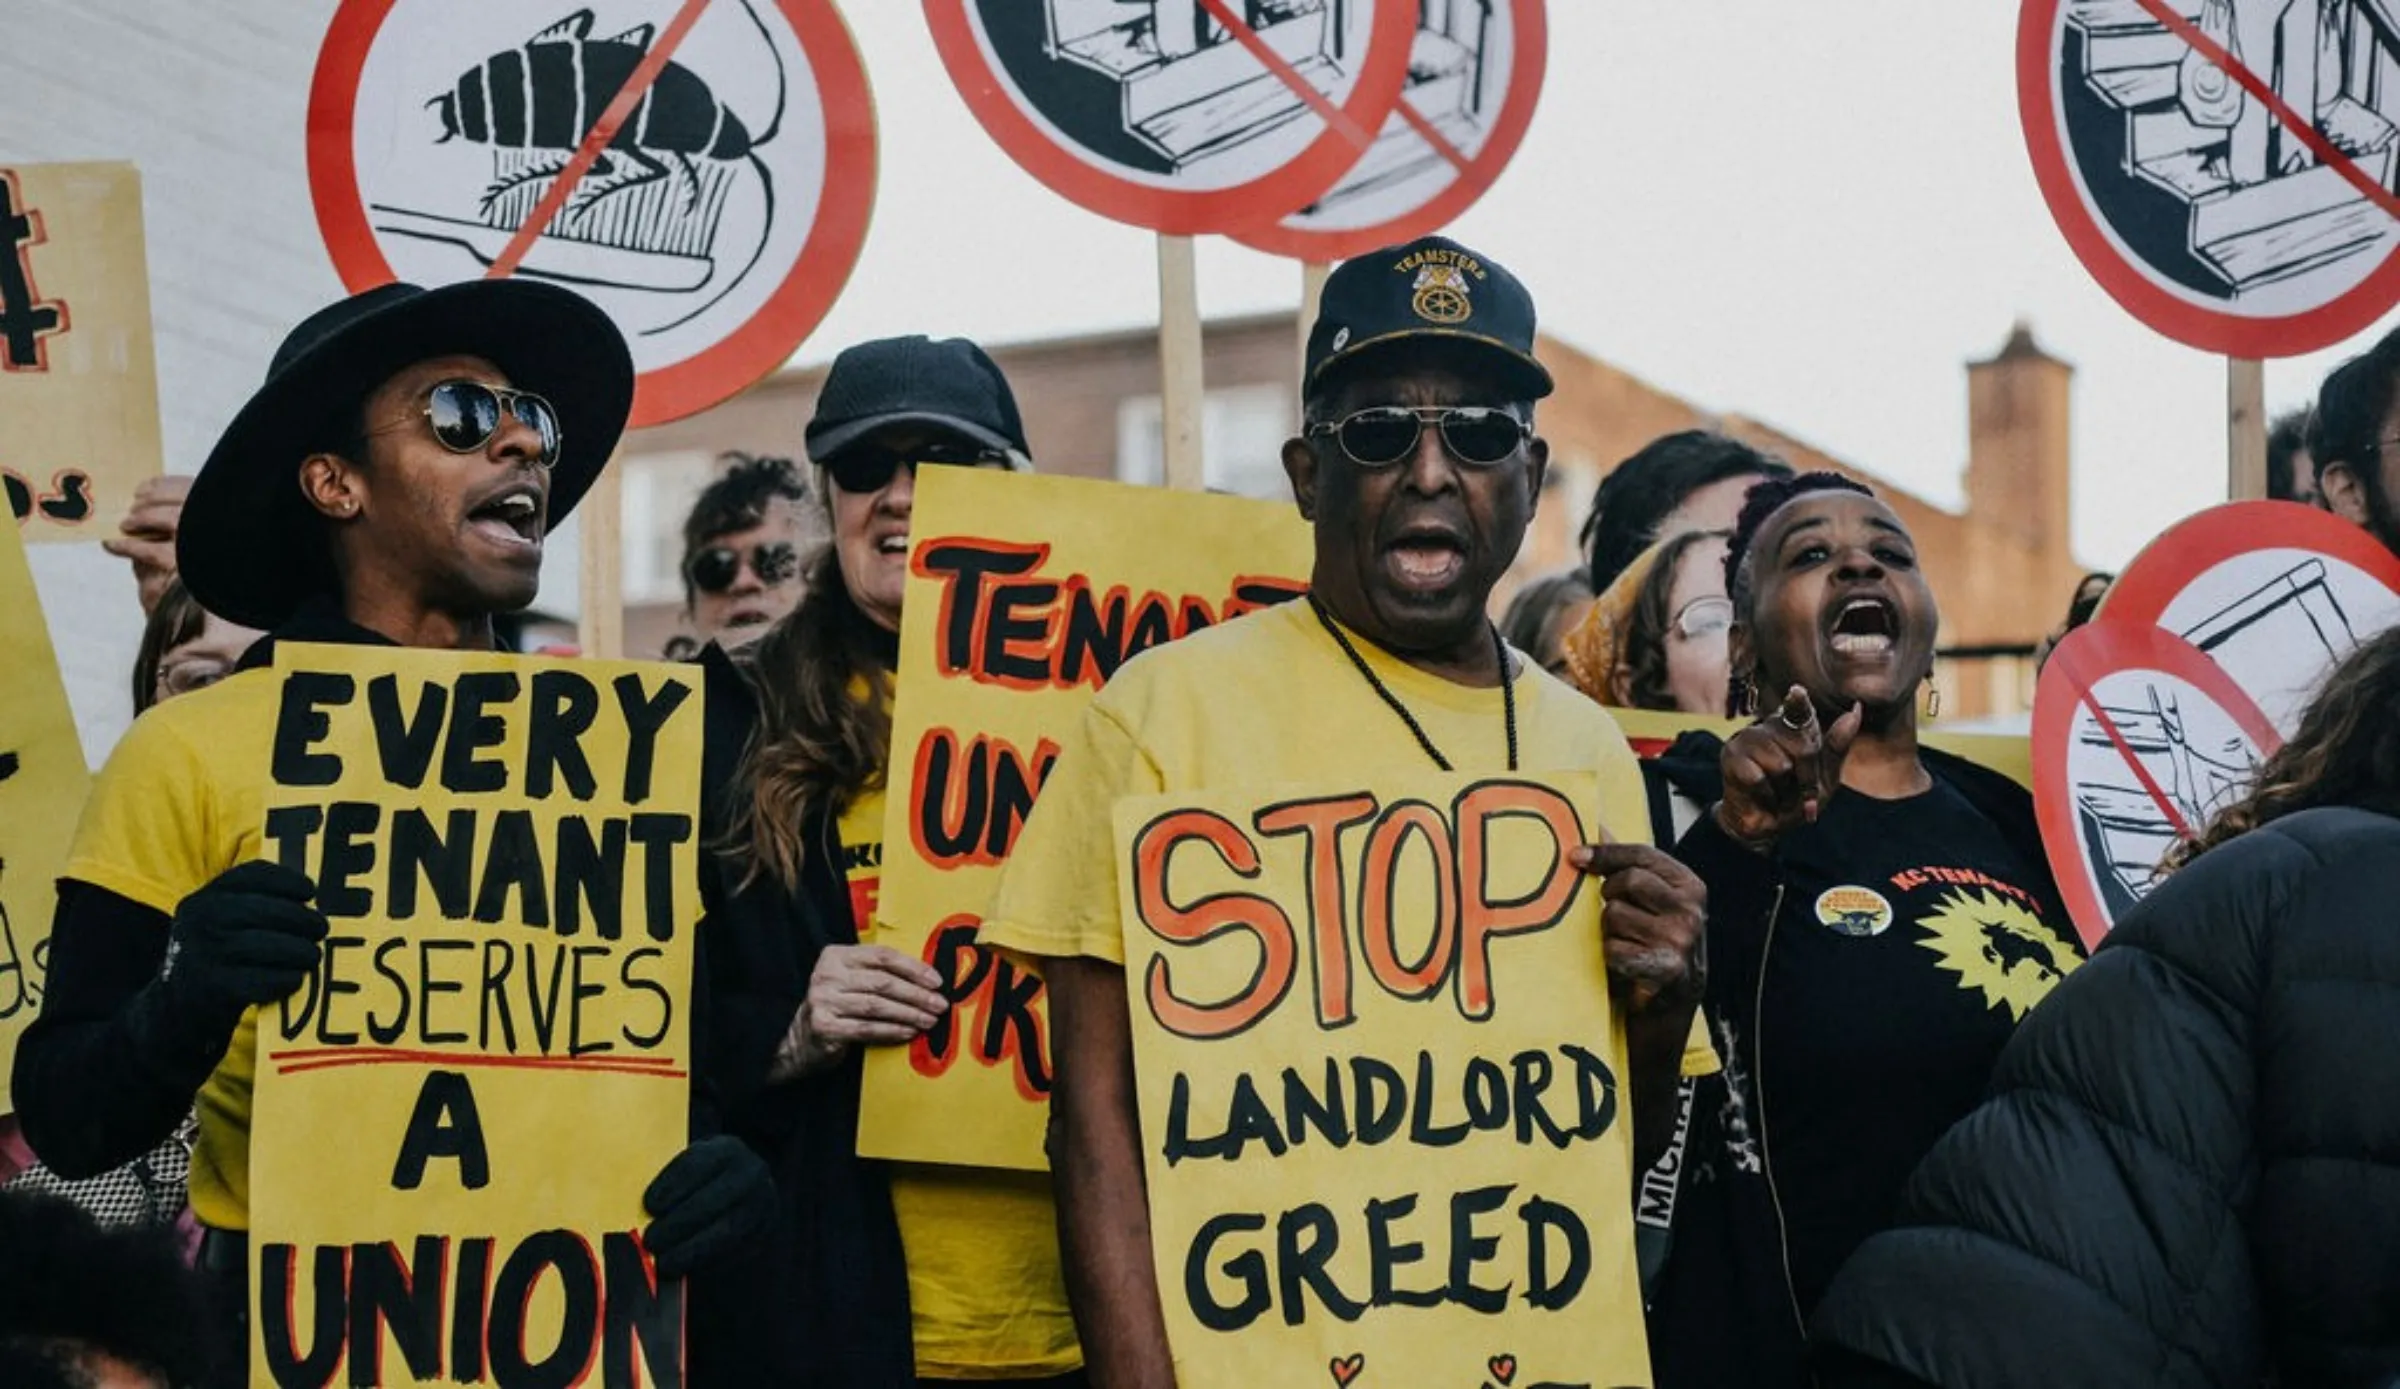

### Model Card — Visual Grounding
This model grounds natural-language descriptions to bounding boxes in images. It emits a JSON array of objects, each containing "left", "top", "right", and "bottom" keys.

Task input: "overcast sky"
[{"left": 797, "top": 3, "right": 2397, "bottom": 569}]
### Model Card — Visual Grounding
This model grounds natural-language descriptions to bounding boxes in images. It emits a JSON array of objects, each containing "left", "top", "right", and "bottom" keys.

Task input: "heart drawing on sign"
[
  {"left": 1328, "top": 1353, "right": 1365, "bottom": 1386},
  {"left": 1488, "top": 1355, "right": 1517, "bottom": 1385}
]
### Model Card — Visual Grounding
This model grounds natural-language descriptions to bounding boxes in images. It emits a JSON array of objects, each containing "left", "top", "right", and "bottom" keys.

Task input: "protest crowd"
[{"left": 3, "top": 215, "right": 2399, "bottom": 1389}]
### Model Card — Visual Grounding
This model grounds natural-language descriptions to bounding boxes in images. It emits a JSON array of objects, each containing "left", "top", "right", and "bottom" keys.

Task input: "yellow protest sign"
[
  {"left": 0, "top": 515, "right": 89, "bottom": 1108},
  {"left": 0, "top": 161, "right": 163, "bottom": 543},
  {"left": 863, "top": 467, "right": 1312, "bottom": 1170},
  {"left": 1606, "top": 706, "right": 2033, "bottom": 789},
  {"left": 1115, "top": 771, "right": 1652, "bottom": 1389},
  {"left": 247, "top": 644, "right": 702, "bottom": 1388}
]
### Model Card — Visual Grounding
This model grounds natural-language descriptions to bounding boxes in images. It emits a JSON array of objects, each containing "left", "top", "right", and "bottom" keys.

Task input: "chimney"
[{"left": 1965, "top": 320, "right": 2073, "bottom": 559}]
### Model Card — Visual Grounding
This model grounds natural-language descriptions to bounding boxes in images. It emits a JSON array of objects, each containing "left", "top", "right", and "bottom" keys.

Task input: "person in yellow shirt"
[
  {"left": 11, "top": 280, "right": 776, "bottom": 1385},
  {"left": 981, "top": 235, "right": 1711, "bottom": 1387},
  {"left": 704, "top": 334, "right": 1084, "bottom": 1385}
]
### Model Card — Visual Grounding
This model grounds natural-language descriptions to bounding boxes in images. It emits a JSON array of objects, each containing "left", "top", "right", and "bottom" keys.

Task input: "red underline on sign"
[
  {"left": 1192, "top": 0, "right": 1378, "bottom": 152},
  {"left": 2130, "top": 0, "right": 2400, "bottom": 225},
  {"left": 485, "top": 0, "right": 717, "bottom": 279},
  {"left": 2078, "top": 691, "right": 2196, "bottom": 841},
  {"left": 268, "top": 1047, "right": 685, "bottom": 1079}
]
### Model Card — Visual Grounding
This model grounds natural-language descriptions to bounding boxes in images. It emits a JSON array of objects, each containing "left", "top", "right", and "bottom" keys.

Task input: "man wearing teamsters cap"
[
  {"left": 979, "top": 235, "right": 1715, "bottom": 1383},
  {"left": 13, "top": 279, "right": 775, "bottom": 1383}
]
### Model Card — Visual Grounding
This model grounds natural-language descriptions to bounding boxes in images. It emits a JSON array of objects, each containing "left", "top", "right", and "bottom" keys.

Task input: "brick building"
[{"left": 610, "top": 316, "right": 2088, "bottom": 722}]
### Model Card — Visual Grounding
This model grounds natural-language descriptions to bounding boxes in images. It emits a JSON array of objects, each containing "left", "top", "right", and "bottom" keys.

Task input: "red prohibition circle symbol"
[
  {"left": 923, "top": 0, "right": 1417, "bottom": 236},
  {"left": 1229, "top": 0, "right": 1547, "bottom": 262},
  {"left": 2016, "top": 0, "right": 2400, "bottom": 357},
  {"left": 308, "top": 0, "right": 878, "bottom": 428}
]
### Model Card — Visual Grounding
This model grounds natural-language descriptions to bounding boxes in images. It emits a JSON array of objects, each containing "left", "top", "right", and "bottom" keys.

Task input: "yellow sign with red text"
[
  {"left": 863, "top": 469, "right": 1313, "bottom": 1170},
  {"left": 0, "top": 161, "right": 163, "bottom": 542},
  {"left": 1115, "top": 771, "right": 1651, "bottom": 1389}
]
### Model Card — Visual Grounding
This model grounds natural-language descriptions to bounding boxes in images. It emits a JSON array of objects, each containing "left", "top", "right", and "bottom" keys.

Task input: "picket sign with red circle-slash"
[
  {"left": 1228, "top": 0, "right": 1547, "bottom": 261},
  {"left": 2101, "top": 499, "right": 2400, "bottom": 735},
  {"left": 2032, "top": 619, "right": 2283, "bottom": 949},
  {"left": 922, "top": 0, "right": 1416, "bottom": 235},
  {"left": 2017, "top": 0, "right": 2400, "bottom": 356},
  {"left": 309, "top": 0, "right": 876, "bottom": 427}
]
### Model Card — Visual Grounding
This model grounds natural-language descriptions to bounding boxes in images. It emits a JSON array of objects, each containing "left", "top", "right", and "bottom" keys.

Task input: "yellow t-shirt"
[
  {"left": 60, "top": 668, "right": 281, "bottom": 1231},
  {"left": 838, "top": 787, "right": 1081, "bottom": 1380},
  {"left": 984, "top": 597, "right": 1715, "bottom": 1076}
]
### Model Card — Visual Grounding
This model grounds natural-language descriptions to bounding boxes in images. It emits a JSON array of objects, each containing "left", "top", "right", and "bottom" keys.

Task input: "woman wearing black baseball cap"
[{"left": 698, "top": 335, "right": 1082, "bottom": 1386}]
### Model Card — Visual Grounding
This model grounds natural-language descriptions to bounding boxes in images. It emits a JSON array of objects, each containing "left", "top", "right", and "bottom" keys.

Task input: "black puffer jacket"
[{"left": 1811, "top": 806, "right": 2400, "bottom": 1388}]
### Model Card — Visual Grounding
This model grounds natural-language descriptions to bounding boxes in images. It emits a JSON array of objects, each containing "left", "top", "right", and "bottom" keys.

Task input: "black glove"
[
  {"left": 642, "top": 1136, "right": 776, "bottom": 1279},
  {"left": 155, "top": 861, "right": 327, "bottom": 1042}
]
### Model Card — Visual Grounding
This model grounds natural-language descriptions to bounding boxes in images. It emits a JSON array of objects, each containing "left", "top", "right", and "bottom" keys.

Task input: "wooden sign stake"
[
  {"left": 1158, "top": 235, "right": 1207, "bottom": 493},
  {"left": 577, "top": 460, "right": 626, "bottom": 659},
  {"left": 1298, "top": 259, "right": 1330, "bottom": 387},
  {"left": 2227, "top": 356, "right": 2267, "bottom": 502}
]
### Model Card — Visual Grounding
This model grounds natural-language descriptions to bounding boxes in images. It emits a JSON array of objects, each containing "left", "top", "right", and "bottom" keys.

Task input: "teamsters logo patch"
[
  {"left": 1815, "top": 885, "right": 1894, "bottom": 938},
  {"left": 1410, "top": 263, "right": 1472, "bottom": 323}
]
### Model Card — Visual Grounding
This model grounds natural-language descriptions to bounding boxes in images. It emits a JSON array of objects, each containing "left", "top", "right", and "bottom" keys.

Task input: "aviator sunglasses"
[
  {"left": 823, "top": 441, "right": 1013, "bottom": 495},
  {"left": 418, "top": 380, "right": 563, "bottom": 466},
  {"left": 686, "top": 540, "right": 801, "bottom": 595},
  {"left": 1307, "top": 405, "right": 1531, "bottom": 468}
]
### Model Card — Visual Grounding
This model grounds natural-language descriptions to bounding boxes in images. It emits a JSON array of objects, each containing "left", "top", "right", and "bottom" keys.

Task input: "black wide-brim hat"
[{"left": 180, "top": 279, "right": 633, "bottom": 630}]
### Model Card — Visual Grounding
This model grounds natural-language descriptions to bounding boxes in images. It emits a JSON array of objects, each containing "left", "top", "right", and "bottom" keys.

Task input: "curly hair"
[
  {"left": 2165, "top": 627, "right": 2400, "bottom": 868},
  {"left": 722, "top": 543, "right": 892, "bottom": 890},
  {"left": 0, "top": 1191, "right": 215, "bottom": 1387},
  {"left": 680, "top": 452, "right": 815, "bottom": 607}
]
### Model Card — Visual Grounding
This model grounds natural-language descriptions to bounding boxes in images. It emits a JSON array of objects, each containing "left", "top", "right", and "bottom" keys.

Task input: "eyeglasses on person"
[
  {"left": 1672, "top": 595, "right": 1734, "bottom": 641},
  {"left": 418, "top": 380, "right": 562, "bottom": 466},
  {"left": 1306, "top": 405, "right": 1531, "bottom": 468},
  {"left": 823, "top": 441, "right": 1013, "bottom": 495},
  {"left": 685, "top": 540, "right": 801, "bottom": 595}
]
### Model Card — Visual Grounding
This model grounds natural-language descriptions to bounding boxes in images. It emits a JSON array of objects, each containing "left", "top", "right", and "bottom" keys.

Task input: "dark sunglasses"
[
  {"left": 823, "top": 442, "right": 1012, "bottom": 495},
  {"left": 1306, "top": 405, "right": 1530, "bottom": 468},
  {"left": 686, "top": 540, "right": 801, "bottom": 595},
  {"left": 423, "top": 380, "right": 562, "bottom": 466}
]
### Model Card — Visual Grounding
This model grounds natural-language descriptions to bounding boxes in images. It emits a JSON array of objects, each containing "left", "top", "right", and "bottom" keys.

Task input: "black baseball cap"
[
  {"left": 1304, "top": 235, "right": 1553, "bottom": 402},
  {"left": 804, "top": 335, "right": 1030, "bottom": 465}
]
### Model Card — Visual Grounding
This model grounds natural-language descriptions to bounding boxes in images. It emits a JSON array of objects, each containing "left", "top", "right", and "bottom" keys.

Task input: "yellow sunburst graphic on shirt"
[{"left": 1915, "top": 887, "right": 2080, "bottom": 1020}]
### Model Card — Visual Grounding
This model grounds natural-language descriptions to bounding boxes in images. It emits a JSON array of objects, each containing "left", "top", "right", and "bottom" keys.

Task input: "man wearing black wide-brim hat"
[{"left": 11, "top": 280, "right": 774, "bottom": 1382}]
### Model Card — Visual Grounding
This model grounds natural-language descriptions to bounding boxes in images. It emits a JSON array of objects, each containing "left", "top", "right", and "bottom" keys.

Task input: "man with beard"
[
  {"left": 981, "top": 236, "right": 1710, "bottom": 1386},
  {"left": 2308, "top": 328, "right": 2400, "bottom": 552}
]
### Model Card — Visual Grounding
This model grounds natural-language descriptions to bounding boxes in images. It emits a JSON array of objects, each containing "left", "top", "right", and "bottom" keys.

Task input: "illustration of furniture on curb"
[
  {"left": 2060, "top": 0, "right": 2400, "bottom": 296},
  {"left": 1041, "top": 0, "right": 1359, "bottom": 168},
  {"left": 1303, "top": 0, "right": 1500, "bottom": 213},
  {"left": 2070, "top": 684, "right": 2256, "bottom": 920}
]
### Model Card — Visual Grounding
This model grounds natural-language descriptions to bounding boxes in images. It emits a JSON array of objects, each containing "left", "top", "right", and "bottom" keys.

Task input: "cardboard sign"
[
  {"left": 310, "top": 0, "right": 877, "bottom": 425},
  {"left": 2031, "top": 620, "right": 2281, "bottom": 949},
  {"left": 2018, "top": 0, "right": 2400, "bottom": 355},
  {"left": 922, "top": 0, "right": 1416, "bottom": 234},
  {"left": 1231, "top": 0, "right": 1548, "bottom": 261},
  {"left": 0, "top": 517, "right": 90, "bottom": 1109},
  {"left": 1115, "top": 771, "right": 1650, "bottom": 1389},
  {"left": 247, "top": 645, "right": 701, "bottom": 1388},
  {"left": 0, "top": 161, "right": 164, "bottom": 542},
  {"left": 861, "top": 468, "right": 1312, "bottom": 1170}
]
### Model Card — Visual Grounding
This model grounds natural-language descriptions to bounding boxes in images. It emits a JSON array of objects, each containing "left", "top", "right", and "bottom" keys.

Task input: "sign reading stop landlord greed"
[
  {"left": 247, "top": 644, "right": 701, "bottom": 1389},
  {"left": 0, "top": 161, "right": 165, "bottom": 542},
  {"left": 1116, "top": 771, "right": 1652, "bottom": 1389}
]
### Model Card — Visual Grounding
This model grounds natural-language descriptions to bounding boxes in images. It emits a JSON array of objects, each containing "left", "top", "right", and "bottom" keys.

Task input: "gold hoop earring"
[
  {"left": 1737, "top": 675, "right": 1759, "bottom": 719},
  {"left": 1923, "top": 678, "right": 1941, "bottom": 721}
]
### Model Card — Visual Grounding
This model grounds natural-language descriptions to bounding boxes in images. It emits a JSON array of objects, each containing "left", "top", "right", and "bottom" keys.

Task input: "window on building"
[
  {"left": 618, "top": 451, "right": 724, "bottom": 605},
  {"left": 1116, "top": 384, "right": 1295, "bottom": 499}
]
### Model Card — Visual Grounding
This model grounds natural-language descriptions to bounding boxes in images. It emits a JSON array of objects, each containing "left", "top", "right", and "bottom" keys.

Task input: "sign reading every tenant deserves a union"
[
  {"left": 247, "top": 644, "right": 701, "bottom": 1389},
  {"left": 1114, "top": 770, "right": 1653, "bottom": 1389}
]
